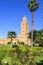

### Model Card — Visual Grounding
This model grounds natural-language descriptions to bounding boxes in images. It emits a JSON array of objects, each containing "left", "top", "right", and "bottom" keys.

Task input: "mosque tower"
[
  {"left": 21, "top": 16, "right": 28, "bottom": 34},
  {"left": 18, "top": 16, "right": 31, "bottom": 46}
]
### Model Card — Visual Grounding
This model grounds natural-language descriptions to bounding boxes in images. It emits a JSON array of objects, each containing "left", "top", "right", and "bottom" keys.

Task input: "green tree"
[
  {"left": 7, "top": 31, "right": 16, "bottom": 42},
  {"left": 29, "top": 30, "right": 37, "bottom": 41},
  {"left": 29, "top": 29, "right": 43, "bottom": 46},
  {"left": 28, "top": 0, "right": 39, "bottom": 46},
  {"left": 35, "top": 29, "right": 43, "bottom": 45}
]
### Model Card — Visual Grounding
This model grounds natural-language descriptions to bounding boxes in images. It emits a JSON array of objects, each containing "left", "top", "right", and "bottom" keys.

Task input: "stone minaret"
[
  {"left": 21, "top": 16, "right": 28, "bottom": 34},
  {"left": 18, "top": 16, "right": 31, "bottom": 46}
]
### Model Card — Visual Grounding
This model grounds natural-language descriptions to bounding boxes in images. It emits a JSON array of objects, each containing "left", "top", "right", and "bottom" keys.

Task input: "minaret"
[
  {"left": 21, "top": 16, "right": 28, "bottom": 34},
  {"left": 18, "top": 16, "right": 31, "bottom": 46}
]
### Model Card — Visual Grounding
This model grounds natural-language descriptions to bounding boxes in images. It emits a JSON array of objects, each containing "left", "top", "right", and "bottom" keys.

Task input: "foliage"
[
  {"left": 7, "top": 42, "right": 11, "bottom": 45},
  {"left": 12, "top": 43, "right": 18, "bottom": 48},
  {"left": 7, "top": 31, "right": 16, "bottom": 42},
  {"left": 28, "top": 0, "right": 39, "bottom": 12},
  {"left": 18, "top": 42, "right": 24, "bottom": 45},
  {"left": 7, "top": 31, "right": 16, "bottom": 38},
  {"left": 35, "top": 29, "right": 43, "bottom": 44},
  {"left": 0, "top": 45, "right": 43, "bottom": 65},
  {"left": 29, "top": 29, "right": 43, "bottom": 45}
]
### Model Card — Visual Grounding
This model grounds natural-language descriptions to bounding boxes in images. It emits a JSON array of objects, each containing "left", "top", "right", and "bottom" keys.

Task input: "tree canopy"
[
  {"left": 29, "top": 29, "right": 43, "bottom": 44},
  {"left": 7, "top": 31, "right": 16, "bottom": 38}
]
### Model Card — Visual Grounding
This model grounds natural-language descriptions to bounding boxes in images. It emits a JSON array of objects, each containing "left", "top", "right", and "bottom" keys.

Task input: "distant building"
[{"left": 0, "top": 16, "right": 31, "bottom": 46}]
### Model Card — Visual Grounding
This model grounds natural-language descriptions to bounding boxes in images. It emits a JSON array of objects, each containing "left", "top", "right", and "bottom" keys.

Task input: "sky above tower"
[{"left": 0, "top": 0, "right": 43, "bottom": 38}]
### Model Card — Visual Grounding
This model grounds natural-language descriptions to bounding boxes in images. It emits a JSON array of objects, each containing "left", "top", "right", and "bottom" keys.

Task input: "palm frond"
[{"left": 28, "top": 0, "right": 39, "bottom": 12}]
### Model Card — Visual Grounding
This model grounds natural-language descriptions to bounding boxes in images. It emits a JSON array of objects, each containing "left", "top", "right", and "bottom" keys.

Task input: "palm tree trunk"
[
  {"left": 11, "top": 38, "right": 12, "bottom": 42},
  {"left": 11, "top": 38, "right": 12, "bottom": 48},
  {"left": 31, "top": 11, "right": 34, "bottom": 47}
]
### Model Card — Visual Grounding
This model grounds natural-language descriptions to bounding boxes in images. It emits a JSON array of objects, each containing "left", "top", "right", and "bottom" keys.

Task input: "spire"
[{"left": 23, "top": 16, "right": 27, "bottom": 22}]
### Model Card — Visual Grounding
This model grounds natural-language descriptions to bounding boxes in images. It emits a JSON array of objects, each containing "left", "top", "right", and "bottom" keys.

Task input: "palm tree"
[
  {"left": 7, "top": 31, "right": 16, "bottom": 42},
  {"left": 28, "top": 0, "right": 39, "bottom": 47}
]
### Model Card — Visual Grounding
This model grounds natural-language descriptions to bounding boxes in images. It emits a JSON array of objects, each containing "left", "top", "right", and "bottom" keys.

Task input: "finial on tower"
[{"left": 23, "top": 16, "right": 27, "bottom": 22}]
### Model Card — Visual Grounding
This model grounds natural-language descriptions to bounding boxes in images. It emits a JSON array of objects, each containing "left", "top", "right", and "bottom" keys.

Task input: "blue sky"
[{"left": 0, "top": 0, "right": 43, "bottom": 38}]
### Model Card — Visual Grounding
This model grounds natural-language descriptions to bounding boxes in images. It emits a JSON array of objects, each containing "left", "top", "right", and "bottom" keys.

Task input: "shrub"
[
  {"left": 20, "top": 42, "right": 24, "bottom": 45},
  {"left": 7, "top": 42, "right": 11, "bottom": 45},
  {"left": 12, "top": 44, "right": 18, "bottom": 48}
]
